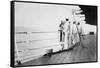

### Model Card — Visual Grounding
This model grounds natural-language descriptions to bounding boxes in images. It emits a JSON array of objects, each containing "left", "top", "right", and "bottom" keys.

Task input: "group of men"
[{"left": 59, "top": 18, "right": 81, "bottom": 50}]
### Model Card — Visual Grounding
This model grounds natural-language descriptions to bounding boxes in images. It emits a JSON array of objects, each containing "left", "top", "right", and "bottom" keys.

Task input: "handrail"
[
  {"left": 16, "top": 31, "right": 60, "bottom": 43},
  {"left": 16, "top": 31, "right": 59, "bottom": 34},
  {"left": 16, "top": 42, "right": 62, "bottom": 53},
  {"left": 16, "top": 38, "right": 58, "bottom": 43}
]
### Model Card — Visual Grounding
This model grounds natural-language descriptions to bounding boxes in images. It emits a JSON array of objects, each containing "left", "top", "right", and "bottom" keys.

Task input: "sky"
[
  {"left": 15, "top": 2, "right": 97, "bottom": 32},
  {"left": 15, "top": 2, "right": 80, "bottom": 32}
]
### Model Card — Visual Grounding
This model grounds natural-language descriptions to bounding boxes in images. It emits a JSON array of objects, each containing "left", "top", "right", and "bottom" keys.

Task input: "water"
[{"left": 15, "top": 32, "right": 61, "bottom": 61}]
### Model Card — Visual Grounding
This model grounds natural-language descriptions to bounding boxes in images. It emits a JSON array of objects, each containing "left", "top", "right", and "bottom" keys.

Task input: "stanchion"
[{"left": 15, "top": 39, "right": 21, "bottom": 65}]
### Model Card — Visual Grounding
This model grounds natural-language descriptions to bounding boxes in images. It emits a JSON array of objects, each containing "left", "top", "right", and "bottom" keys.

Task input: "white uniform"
[
  {"left": 72, "top": 24, "right": 80, "bottom": 45},
  {"left": 63, "top": 21, "right": 70, "bottom": 49}
]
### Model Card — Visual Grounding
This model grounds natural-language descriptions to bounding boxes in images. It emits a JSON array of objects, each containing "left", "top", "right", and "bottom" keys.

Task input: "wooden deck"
[{"left": 18, "top": 35, "right": 97, "bottom": 66}]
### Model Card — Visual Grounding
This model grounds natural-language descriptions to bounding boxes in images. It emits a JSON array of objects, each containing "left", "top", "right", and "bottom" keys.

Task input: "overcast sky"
[{"left": 15, "top": 2, "right": 80, "bottom": 32}]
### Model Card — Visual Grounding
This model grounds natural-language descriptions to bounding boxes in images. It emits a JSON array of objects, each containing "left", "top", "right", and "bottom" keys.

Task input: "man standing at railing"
[
  {"left": 59, "top": 21, "right": 64, "bottom": 42},
  {"left": 63, "top": 18, "right": 70, "bottom": 49},
  {"left": 59, "top": 18, "right": 70, "bottom": 50},
  {"left": 59, "top": 20, "right": 65, "bottom": 50},
  {"left": 71, "top": 21, "right": 80, "bottom": 45}
]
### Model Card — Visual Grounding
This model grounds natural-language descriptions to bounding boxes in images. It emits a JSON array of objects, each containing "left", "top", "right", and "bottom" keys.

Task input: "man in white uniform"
[
  {"left": 59, "top": 20, "right": 65, "bottom": 50},
  {"left": 63, "top": 18, "right": 70, "bottom": 49},
  {"left": 59, "top": 18, "right": 70, "bottom": 50},
  {"left": 72, "top": 22, "right": 80, "bottom": 45}
]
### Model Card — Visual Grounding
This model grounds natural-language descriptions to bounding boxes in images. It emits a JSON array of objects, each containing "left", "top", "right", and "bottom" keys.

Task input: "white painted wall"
[{"left": 81, "top": 24, "right": 96, "bottom": 34}]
